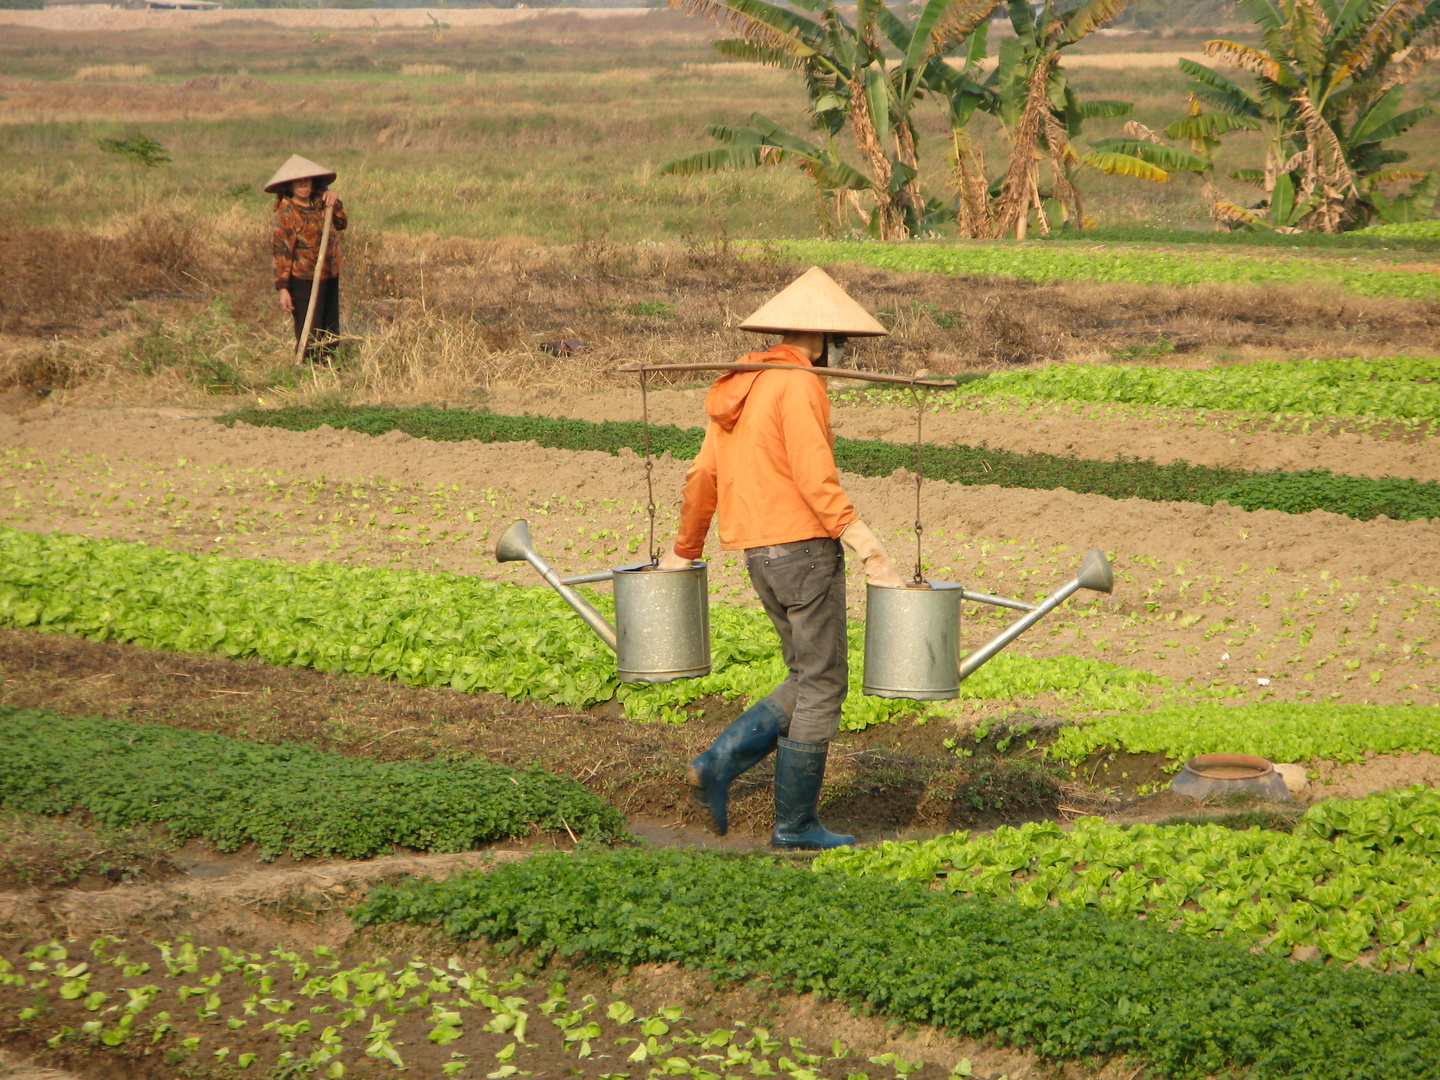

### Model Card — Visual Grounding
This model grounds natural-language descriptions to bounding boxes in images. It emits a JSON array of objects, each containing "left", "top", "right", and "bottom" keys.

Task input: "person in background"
[
  {"left": 264, "top": 154, "right": 346, "bottom": 362},
  {"left": 657, "top": 267, "right": 903, "bottom": 850}
]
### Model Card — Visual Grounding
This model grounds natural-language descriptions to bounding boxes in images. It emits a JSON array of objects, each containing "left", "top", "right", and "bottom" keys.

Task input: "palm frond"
[
  {"left": 1091, "top": 136, "right": 1211, "bottom": 171},
  {"left": 1289, "top": 0, "right": 1332, "bottom": 78},
  {"left": 1362, "top": 103, "right": 1438, "bottom": 142},
  {"left": 661, "top": 145, "right": 769, "bottom": 176},
  {"left": 1234, "top": 0, "right": 1284, "bottom": 31},
  {"left": 925, "top": 0, "right": 1000, "bottom": 59},
  {"left": 1060, "top": 0, "right": 1131, "bottom": 45},
  {"left": 1230, "top": 168, "right": 1269, "bottom": 187},
  {"left": 1203, "top": 39, "right": 1283, "bottom": 82},
  {"left": 1123, "top": 120, "right": 1164, "bottom": 142},
  {"left": 712, "top": 38, "right": 806, "bottom": 66},
  {"left": 1335, "top": 0, "right": 1428, "bottom": 80},
  {"left": 1366, "top": 167, "right": 1432, "bottom": 186},
  {"left": 1180, "top": 58, "right": 1264, "bottom": 116},
  {"left": 1383, "top": 26, "right": 1440, "bottom": 89},
  {"left": 1082, "top": 150, "right": 1171, "bottom": 181},
  {"left": 1164, "top": 112, "right": 1260, "bottom": 139},
  {"left": 667, "top": 0, "right": 820, "bottom": 54},
  {"left": 1073, "top": 99, "right": 1134, "bottom": 119},
  {"left": 1213, "top": 199, "right": 1264, "bottom": 224}
]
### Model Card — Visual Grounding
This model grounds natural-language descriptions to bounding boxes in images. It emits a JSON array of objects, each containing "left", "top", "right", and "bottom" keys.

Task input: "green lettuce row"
[
  {"left": 815, "top": 785, "right": 1440, "bottom": 969},
  {"left": 1364, "top": 220, "right": 1440, "bottom": 239},
  {"left": 0, "top": 527, "right": 1155, "bottom": 726},
  {"left": 966, "top": 355, "right": 1440, "bottom": 423},
  {"left": 218, "top": 405, "right": 1440, "bottom": 521},
  {"left": 352, "top": 848, "right": 1440, "bottom": 1079},
  {"left": 0, "top": 707, "right": 628, "bottom": 857},
  {"left": 776, "top": 239, "right": 1440, "bottom": 300},
  {"left": 1047, "top": 702, "right": 1440, "bottom": 767}
]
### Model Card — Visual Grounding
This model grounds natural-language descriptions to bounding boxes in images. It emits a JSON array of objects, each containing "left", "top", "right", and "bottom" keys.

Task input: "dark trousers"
[
  {"left": 288, "top": 276, "right": 340, "bottom": 361},
  {"left": 745, "top": 536, "right": 848, "bottom": 744}
]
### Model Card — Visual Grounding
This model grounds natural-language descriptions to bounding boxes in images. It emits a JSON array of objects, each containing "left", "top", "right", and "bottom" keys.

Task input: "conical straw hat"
[
  {"left": 263, "top": 154, "right": 337, "bottom": 194},
  {"left": 738, "top": 266, "right": 888, "bottom": 337}
]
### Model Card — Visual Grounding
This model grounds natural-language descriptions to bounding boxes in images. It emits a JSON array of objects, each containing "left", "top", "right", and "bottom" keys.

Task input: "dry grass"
[
  {"left": 73, "top": 63, "right": 154, "bottom": 81},
  {"left": 5, "top": 203, "right": 1440, "bottom": 410},
  {"left": 399, "top": 63, "right": 455, "bottom": 77}
]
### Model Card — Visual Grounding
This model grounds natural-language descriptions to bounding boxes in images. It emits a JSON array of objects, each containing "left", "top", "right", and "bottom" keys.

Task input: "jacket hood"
[{"left": 704, "top": 345, "right": 812, "bottom": 431}]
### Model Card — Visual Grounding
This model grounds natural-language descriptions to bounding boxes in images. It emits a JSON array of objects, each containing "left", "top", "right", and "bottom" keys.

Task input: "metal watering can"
[
  {"left": 864, "top": 547, "right": 1114, "bottom": 700},
  {"left": 495, "top": 519, "right": 711, "bottom": 684}
]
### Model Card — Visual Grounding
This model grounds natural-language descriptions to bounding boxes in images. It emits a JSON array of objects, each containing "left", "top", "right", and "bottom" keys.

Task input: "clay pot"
[{"left": 1168, "top": 753, "right": 1292, "bottom": 801}]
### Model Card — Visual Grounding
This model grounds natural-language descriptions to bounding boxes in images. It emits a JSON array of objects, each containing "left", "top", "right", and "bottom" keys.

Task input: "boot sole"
[{"left": 686, "top": 762, "right": 728, "bottom": 836}]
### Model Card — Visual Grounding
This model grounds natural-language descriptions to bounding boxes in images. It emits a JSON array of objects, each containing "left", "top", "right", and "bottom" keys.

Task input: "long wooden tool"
[
  {"left": 294, "top": 202, "right": 335, "bottom": 366},
  {"left": 618, "top": 361, "right": 958, "bottom": 389}
]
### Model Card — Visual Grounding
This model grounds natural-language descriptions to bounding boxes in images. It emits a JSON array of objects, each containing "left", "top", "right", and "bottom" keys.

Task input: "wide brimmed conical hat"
[
  {"left": 738, "top": 266, "right": 889, "bottom": 337},
  {"left": 263, "top": 154, "right": 337, "bottom": 194}
]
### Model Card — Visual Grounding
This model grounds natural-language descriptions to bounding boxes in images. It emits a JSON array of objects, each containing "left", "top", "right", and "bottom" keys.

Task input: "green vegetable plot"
[
  {"left": 1047, "top": 701, "right": 1440, "bottom": 768},
  {"left": 0, "top": 527, "right": 1153, "bottom": 726},
  {"left": 968, "top": 355, "right": 1440, "bottom": 423},
  {"left": 816, "top": 786, "right": 1440, "bottom": 970},
  {"left": 354, "top": 848, "right": 1440, "bottom": 1079},
  {"left": 1, "top": 938, "right": 936, "bottom": 1080},
  {"left": 777, "top": 240, "right": 1440, "bottom": 300},
  {"left": 0, "top": 708, "right": 627, "bottom": 856},
  {"left": 220, "top": 405, "right": 1440, "bottom": 521}
]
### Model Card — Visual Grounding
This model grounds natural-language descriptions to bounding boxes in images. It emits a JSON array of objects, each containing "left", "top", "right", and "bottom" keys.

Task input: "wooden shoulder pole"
[{"left": 617, "top": 362, "right": 958, "bottom": 390}]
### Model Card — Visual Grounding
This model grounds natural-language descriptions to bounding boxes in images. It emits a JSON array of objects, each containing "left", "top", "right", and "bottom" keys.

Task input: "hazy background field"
[
  {"left": 1, "top": 7, "right": 1437, "bottom": 407},
  {"left": 4, "top": 9, "right": 1436, "bottom": 239}
]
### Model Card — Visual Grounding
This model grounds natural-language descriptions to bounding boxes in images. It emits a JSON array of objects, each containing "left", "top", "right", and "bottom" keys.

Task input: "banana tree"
[
  {"left": 662, "top": 0, "right": 998, "bottom": 238},
  {"left": 1176, "top": 0, "right": 1440, "bottom": 231},
  {"left": 939, "top": 0, "right": 1139, "bottom": 238}
]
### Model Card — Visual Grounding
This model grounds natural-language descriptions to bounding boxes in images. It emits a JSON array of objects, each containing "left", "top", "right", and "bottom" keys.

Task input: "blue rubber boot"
[
  {"left": 771, "top": 737, "right": 855, "bottom": 850},
  {"left": 686, "top": 697, "right": 786, "bottom": 836}
]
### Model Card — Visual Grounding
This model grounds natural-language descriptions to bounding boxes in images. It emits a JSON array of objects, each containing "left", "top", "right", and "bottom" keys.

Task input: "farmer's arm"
[
  {"left": 322, "top": 191, "right": 347, "bottom": 230},
  {"left": 670, "top": 425, "right": 719, "bottom": 561}
]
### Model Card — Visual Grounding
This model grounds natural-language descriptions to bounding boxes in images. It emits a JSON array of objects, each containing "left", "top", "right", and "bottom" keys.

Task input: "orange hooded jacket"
[{"left": 674, "top": 343, "right": 857, "bottom": 558}]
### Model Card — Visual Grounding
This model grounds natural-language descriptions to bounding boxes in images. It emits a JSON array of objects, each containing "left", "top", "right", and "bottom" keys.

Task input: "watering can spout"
[
  {"left": 957, "top": 547, "right": 1113, "bottom": 682},
  {"left": 495, "top": 519, "right": 618, "bottom": 652}
]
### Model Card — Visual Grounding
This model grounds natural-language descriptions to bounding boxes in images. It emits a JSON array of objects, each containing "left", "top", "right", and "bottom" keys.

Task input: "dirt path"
[
  {"left": 1, "top": 404, "right": 1437, "bottom": 708},
  {"left": 0, "top": 849, "right": 520, "bottom": 944},
  {"left": 486, "top": 384, "right": 1440, "bottom": 483}
]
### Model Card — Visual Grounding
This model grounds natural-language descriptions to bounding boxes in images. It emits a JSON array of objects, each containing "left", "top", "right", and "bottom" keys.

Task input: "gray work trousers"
[{"left": 745, "top": 536, "right": 848, "bottom": 744}]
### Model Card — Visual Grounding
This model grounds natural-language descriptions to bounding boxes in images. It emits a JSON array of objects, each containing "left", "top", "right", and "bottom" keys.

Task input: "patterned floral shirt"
[{"left": 272, "top": 196, "right": 347, "bottom": 290}]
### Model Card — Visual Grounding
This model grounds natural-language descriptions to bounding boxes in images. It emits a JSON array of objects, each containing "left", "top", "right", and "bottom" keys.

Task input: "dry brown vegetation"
[{"left": 4, "top": 209, "right": 1440, "bottom": 410}]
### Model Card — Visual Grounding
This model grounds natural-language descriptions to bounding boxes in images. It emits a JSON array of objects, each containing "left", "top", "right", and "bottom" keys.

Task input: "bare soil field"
[
  {"left": 488, "top": 384, "right": 1440, "bottom": 483},
  {"left": 3, "top": 404, "right": 1437, "bottom": 707}
]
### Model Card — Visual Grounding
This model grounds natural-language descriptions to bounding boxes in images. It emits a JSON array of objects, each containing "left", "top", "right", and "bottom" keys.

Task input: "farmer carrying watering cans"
[
  {"left": 265, "top": 154, "right": 347, "bottom": 363},
  {"left": 657, "top": 267, "right": 904, "bottom": 850}
]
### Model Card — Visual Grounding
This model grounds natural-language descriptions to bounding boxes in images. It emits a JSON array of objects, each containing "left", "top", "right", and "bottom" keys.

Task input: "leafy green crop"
[
  {"left": 965, "top": 355, "right": 1440, "bottom": 423},
  {"left": 4, "top": 937, "right": 911, "bottom": 1079},
  {"left": 219, "top": 405, "right": 1440, "bottom": 521},
  {"left": 816, "top": 786, "right": 1440, "bottom": 970},
  {"left": 0, "top": 707, "right": 627, "bottom": 857},
  {"left": 354, "top": 848, "right": 1440, "bottom": 1079},
  {"left": 0, "top": 527, "right": 1151, "bottom": 726},
  {"left": 775, "top": 240, "right": 1440, "bottom": 300},
  {"left": 1364, "top": 219, "right": 1440, "bottom": 239},
  {"left": 1048, "top": 701, "right": 1440, "bottom": 767}
]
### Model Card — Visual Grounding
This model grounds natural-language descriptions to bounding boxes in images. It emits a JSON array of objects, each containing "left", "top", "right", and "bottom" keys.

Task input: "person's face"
[{"left": 292, "top": 178, "right": 313, "bottom": 199}]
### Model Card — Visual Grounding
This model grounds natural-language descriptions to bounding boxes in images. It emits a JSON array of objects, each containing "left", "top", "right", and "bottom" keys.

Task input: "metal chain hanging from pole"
[
  {"left": 911, "top": 387, "right": 926, "bottom": 583},
  {"left": 639, "top": 369, "right": 659, "bottom": 565}
]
